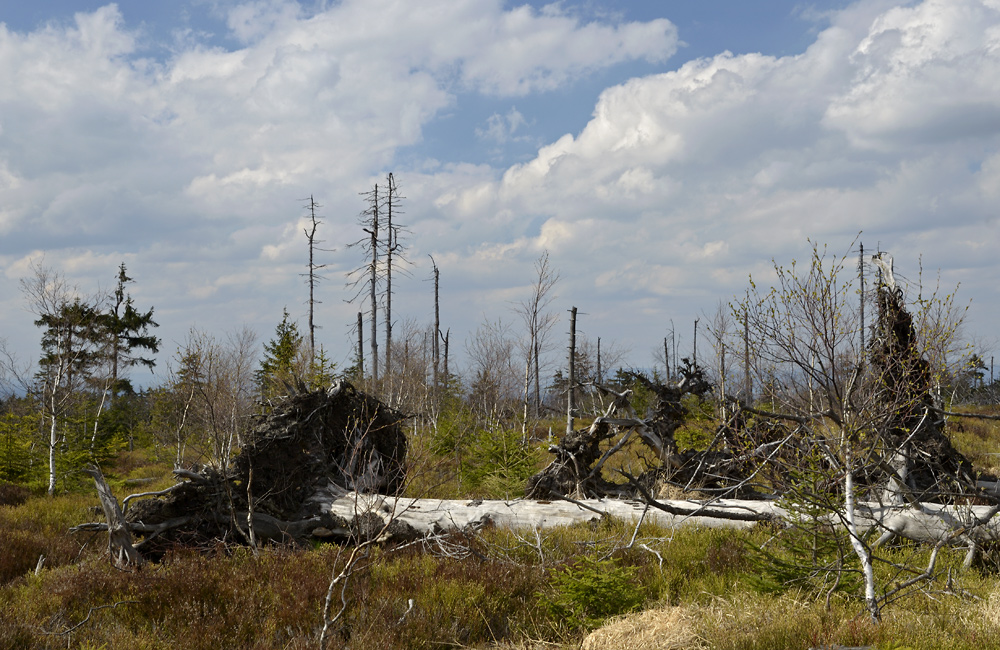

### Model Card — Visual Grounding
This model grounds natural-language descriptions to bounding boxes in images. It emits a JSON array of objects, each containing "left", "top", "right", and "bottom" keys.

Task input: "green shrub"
[
  {"left": 539, "top": 555, "right": 648, "bottom": 632},
  {"left": 459, "top": 426, "right": 539, "bottom": 499}
]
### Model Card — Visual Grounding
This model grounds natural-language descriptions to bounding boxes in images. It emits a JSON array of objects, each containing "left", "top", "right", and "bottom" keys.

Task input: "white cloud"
[
  {"left": 0, "top": 0, "right": 997, "bottom": 378},
  {"left": 0, "top": 1, "right": 678, "bottom": 368},
  {"left": 476, "top": 107, "right": 529, "bottom": 144},
  {"left": 825, "top": 0, "right": 1000, "bottom": 148},
  {"left": 425, "top": 0, "right": 1000, "bottom": 355}
]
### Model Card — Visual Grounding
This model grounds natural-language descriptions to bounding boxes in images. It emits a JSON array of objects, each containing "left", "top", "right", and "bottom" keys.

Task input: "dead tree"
[
  {"left": 429, "top": 255, "right": 441, "bottom": 396},
  {"left": 83, "top": 464, "right": 144, "bottom": 568},
  {"left": 300, "top": 195, "right": 331, "bottom": 359},
  {"left": 515, "top": 251, "right": 560, "bottom": 438},
  {"left": 567, "top": 307, "right": 577, "bottom": 435},
  {"left": 526, "top": 359, "right": 714, "bottom": 499},
  {"left": 72, "top": 380, "right": 409, "bottom": 560},
  {"left": 347, "top": 184, "right": 381, "bottom": 381},
  {"left": 382, "top": 173, "right": 408, "bottom": 383}
]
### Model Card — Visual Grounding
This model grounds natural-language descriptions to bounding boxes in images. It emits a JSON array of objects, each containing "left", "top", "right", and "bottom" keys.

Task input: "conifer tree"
[
  {"left": 256, "top": 308, "right": 303, "bottom": 398},
  {"left": 104, "top": 263, "right": 160, "bottom": 397}
]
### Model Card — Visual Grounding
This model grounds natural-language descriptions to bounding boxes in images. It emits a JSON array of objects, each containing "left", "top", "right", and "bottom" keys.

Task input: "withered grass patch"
[{"left": 582, "top": 606, "right": 704, "bottom": 650}]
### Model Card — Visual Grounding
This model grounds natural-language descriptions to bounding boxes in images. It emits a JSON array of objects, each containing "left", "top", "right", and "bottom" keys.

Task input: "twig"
[
  {"left": 940, "top": 410, "right": 1000, "bottom": 421},
  {"left": 550, "top": 493, "right": 609, "bottom": 518},
  {"left": 619, "top": 471, "right": 777, "bottom": 523},
  {"left": 49, "top": 600, "right": 137, "bottom": 636}
]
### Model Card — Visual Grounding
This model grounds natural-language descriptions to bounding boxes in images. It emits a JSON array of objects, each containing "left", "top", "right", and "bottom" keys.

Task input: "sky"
[{"left": 0, "top": 0, "right": 998, "bottom": 386}]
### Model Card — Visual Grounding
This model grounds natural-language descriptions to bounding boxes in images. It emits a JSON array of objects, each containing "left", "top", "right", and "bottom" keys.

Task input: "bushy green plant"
[
  {"left": 428, "top": 405, "right": 477, "bottom": 457},
  {"left": 538, "top": 555, "right": 648, "bottom": 632},
  {"left": 747, "top": 450, "right": 862, "bottom": 600},
  {"left": 0, "top": 412, "right": 36, "bottom": 483},
  {"left": 460, "top": 426, "right": 539, "bottom": 499}
]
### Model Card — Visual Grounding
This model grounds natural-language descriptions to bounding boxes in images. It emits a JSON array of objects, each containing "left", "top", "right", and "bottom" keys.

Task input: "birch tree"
[
  {"left": 514, "top": 251, "right": 559, "bottom": 438},
  {"left": 734, "top": 242, "right": 984, "bottom": 621},
  {"left": 21, "top": 262, "right": 104, "bottom": 495}
]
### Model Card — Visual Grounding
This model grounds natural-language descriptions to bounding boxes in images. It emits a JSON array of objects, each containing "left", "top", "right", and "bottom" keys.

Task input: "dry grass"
[
  {"left": 582, "top": 606, "right": 704, "bottom": 650},
  {"left": 981, "top": 590, "right": 1000, "bottom": 628},
  {"left": 947, "top": 412, "right": 1000, "bottom": 475},
  {"left": 656, "top": 483, "right": 713, "bottom": 501}
]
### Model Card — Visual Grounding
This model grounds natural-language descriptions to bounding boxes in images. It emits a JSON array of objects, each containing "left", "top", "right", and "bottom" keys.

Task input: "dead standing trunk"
[
  {"left": 83, "top": 464, "right": 144, "bottom": 568},
  {"left": 567, "top": 307, "right": 576, "bottom": 436}
]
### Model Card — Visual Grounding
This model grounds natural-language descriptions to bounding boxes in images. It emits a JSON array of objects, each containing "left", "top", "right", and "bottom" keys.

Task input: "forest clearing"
[{"left": 3, "top": 242, "right": 1000, "bottom": 650}]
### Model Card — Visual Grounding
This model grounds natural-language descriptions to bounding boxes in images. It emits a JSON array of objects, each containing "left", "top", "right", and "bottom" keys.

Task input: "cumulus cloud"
[
  {"left": 429, "top": 0, "right": 1000, "bottom": 349},
  {"left": 0, "top": 0, "right": 997, "bottom": 376},
  {"left": 824, "top": 0, "right": 1000, "bottom": 148},
  {"left": 0, "top": 0, "right": 679, "bottom": 367}
]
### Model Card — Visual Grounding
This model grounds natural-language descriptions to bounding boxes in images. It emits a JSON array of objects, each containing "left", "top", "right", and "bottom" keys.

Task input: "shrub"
[
  {"left": 539, "top": 555, "right": 649, "bottom": 633},
  {"left": 459, "top": 426, "right": 539, "bottom": 499}
]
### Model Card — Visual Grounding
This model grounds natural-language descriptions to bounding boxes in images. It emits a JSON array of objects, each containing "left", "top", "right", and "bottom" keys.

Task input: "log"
[
  {"left": 324, "top": 494, "right": 775, "bottom": 534},
  {"left": 313, "top": 492, "right": 1000, "bottom": 547},
  {"left": 76, "top": 488, "right": 1000, "bottom": 553}
]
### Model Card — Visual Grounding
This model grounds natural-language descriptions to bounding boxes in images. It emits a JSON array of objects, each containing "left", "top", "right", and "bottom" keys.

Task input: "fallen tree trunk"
[
  {"left": 312, "top": 492, "right": 1000, "bottom": 547},
  {"left": 75, "top": 483, "right": 1000, "bottom": 553}
]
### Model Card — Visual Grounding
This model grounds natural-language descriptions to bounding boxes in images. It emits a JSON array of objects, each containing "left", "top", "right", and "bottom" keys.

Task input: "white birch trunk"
[
  {"left": 47, "top": 406, "right": 57, "bottom": 496},
  {"left": 844, "top": 463, "right": 879, "bottom": 621}
]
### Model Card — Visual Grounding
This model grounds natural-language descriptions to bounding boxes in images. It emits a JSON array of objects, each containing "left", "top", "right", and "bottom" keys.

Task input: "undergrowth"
[{"left": 2, "top": 413, "right": 1000, "bottom": 649}]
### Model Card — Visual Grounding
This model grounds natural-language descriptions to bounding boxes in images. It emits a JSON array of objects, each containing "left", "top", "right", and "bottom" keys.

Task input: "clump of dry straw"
[{"left": 582, "top": 606, "right": 704, "bottom": 650}]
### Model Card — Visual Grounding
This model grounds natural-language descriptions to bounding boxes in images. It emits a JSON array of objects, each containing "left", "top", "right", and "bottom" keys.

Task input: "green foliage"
[
  {"left": 538, "top": 555, "right": 648, "bottom": 632},
  {"left": 421, "top": 397, "right": 541, "bottom": 499},
  {"left": 428, "top": 404, "right": 477, "bottom": 457},
  {"left": 460, "top": 426, "right": 540, "bottom": 499},
  {"left": 306, "top": 345, "right": 337, "bottom": 389},
  {"left": 747, "top": 520, "right": 860, "bottom": 598},
  {"left": 35, "top": 298, "right": 106, "bottom": 382},
  {"left": 673, "top": 394, "right": 716, "bottom": 451},
  {"left": 0, "top": 411, "right": 35, "bottom": 483},
  {"left": 256, "top": 307, "right": 303, "bottom": 398},
  {"left": 624, "top": 375, "right": 657, "bottom": 418},
  {"left": 747, "top": 448, "right": 862, "bottom": 599},
  {"left": 105, "top": 262, "right": 161, "bottom": 394}
]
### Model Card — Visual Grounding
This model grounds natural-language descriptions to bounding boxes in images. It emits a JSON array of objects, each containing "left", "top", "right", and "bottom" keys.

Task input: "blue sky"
[{"left": 0, "top": 0, "right": 997, "bottom": 386}]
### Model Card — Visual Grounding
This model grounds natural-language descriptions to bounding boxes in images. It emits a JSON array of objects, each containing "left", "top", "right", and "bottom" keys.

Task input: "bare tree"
[
  {"left": 346, "top": 174, "right": 409, "bottom": 389},
  {"left": 382, "top": 173, "right": 409, "bottom": 383},
  {"left": 429, "top": 255, "right": 442, "bottom": 397},
  {"left": 300, "top": 195, "right": 331, "bottom": 360},
  {"left": 465, "top": 318, "right": 519, "bottom": 422},
  {"left": 732, "top": 242, "right": 990, "bottom": 622},
  {"left": 912, "top": 264, "right": 970, "bottom": 399},
  {"left": 180, "top": 326, "right": 259, "bottom": 470},
  {"left": 149, "top": 347, "right": 202, "bottom": 468},
  {"left": 706, "top": 301, "right": 735, "bottom": 420},
  {"left": 347, "top": 183, "right": 381, "bottom": 381},
  {"left": 567, "top": 307, "right": 577, "bottom": 435},
  {"left": 513, "top": 251, "right": 560, "bottom": 438}
]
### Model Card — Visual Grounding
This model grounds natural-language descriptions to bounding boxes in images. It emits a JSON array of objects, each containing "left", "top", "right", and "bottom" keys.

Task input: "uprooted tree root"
[
  {"left": 527, "top": 272, "right": 990, "bottom": 511},
  {"left": 525, "top": 359, "right": 761, "bottom": 501},
  {"left": 77, "top": 380, "right": 408, "bottom": 560}
]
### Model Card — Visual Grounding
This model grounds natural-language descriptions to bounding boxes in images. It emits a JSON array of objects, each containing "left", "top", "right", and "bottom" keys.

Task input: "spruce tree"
[
  {"left": 104, "top": 263, "right": 160, "bottom": 397},
  {"left": 256, "top": 308, "right": 303, "bottom": 398}
]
